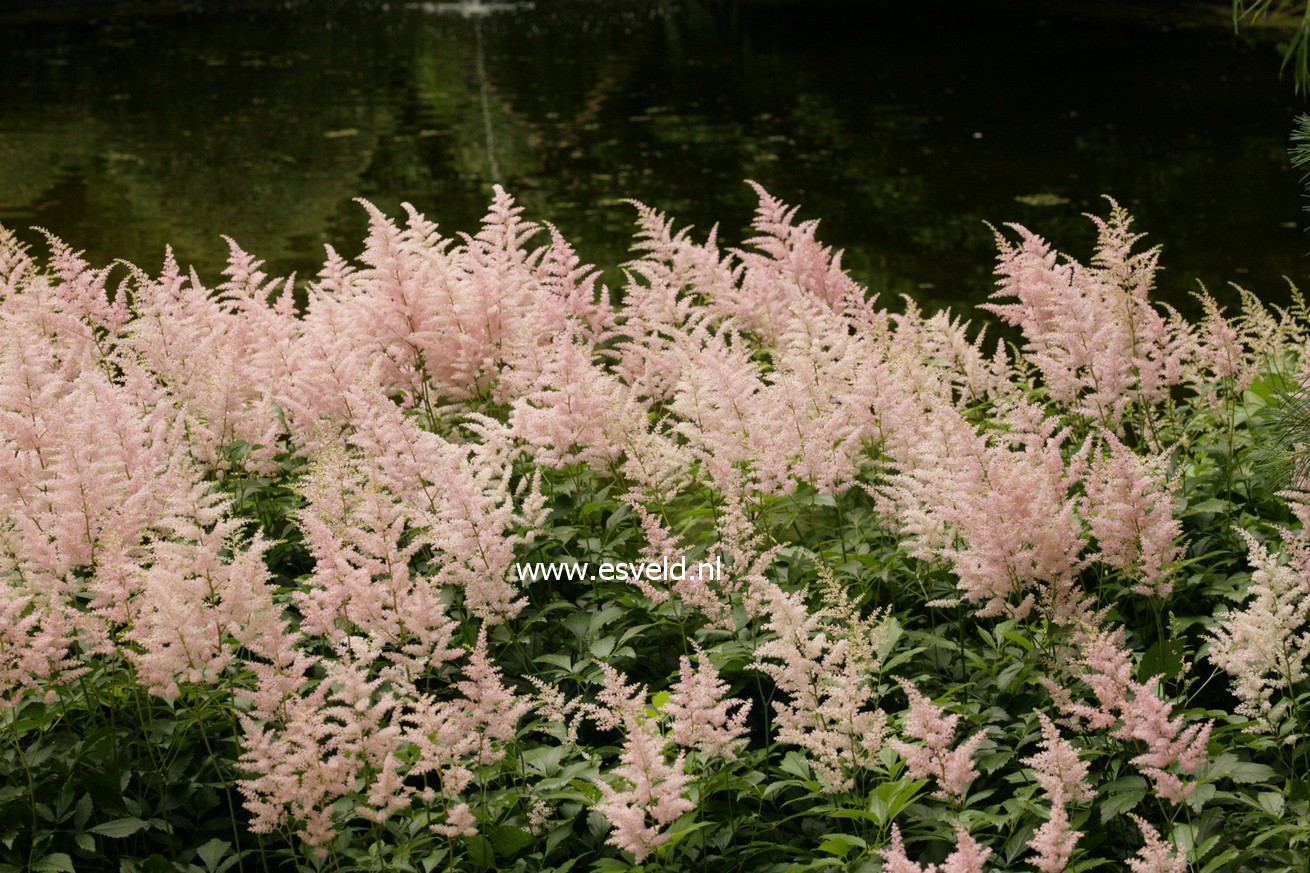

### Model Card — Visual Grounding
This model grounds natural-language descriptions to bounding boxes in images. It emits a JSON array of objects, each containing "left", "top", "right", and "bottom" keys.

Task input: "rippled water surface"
[{"left": 1, "top": 0, "right": 1306, "bottom": 308}]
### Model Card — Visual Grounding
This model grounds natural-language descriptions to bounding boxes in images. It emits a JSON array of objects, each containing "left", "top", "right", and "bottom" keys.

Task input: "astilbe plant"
[
  {"left": 1207, "top": 525, "right": 1310, "bottom": 734},
  {"left": 1, "top": 188, "right": 1306, "bottom": 872},
  {"left": 982, "top": 201, "right": 1187, "bottom": 427},
  {"left": 1081, "top": 432, "right": 1182, "bottom": 599},
  {"left": 887, "top": 679, "right": 985, "bottom": 802},
  {"left": 595, "top": 715, "right": 694, "bottom": 863},
  {"left": 880, "top": 824, "right": 992, "bottom": 873},
  {"left": 1022, "top": 713, "right": 1092, "bottom": 872},
  {"left": 666, "top": 646, "right": 752, "bottom": 760}
]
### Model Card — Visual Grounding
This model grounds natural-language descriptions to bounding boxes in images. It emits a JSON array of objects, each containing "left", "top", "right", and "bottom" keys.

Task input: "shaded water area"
[{"left": 1, "top": 0, "right": 1307, "bottom": 311}]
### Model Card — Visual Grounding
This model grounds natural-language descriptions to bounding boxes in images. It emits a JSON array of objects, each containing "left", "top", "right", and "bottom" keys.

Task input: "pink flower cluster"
[
  {"left": 753, "top": 578, "right": 889, "bottom": 792},
  {"left": 983, "top": 201, "right": 1186, "bottom": 425},
  {"left": 1207, "top": 526, "right": 1310, "bottom": 729},
  {"left": 1023, "top": 713, "right": 1092, "bottom": 872},
  {"left": 1081, "top": 433, "right": 1182, "bottom": 599},
  {"left": 667, "top": 647, "right": 752, "bottom": 760},
  {"left": 880, "top": 824, "right": 992, "bottom": 873},
  {"left": 595, "top": 717, "right": 694, "bottom": 862},
  {"left": 888, "top": 679, "right": 985, "bottom": 801},
  {"left": 1061, "top": 629, "right": 1210, "bottom": 804},
  {"left": 0, "top": 187, "right": 1239, "bottom": 870}
]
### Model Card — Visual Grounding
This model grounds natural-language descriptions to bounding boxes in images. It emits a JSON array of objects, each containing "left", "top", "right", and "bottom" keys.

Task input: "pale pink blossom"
[
  {"left": 753, "top": 579, "right": 888, "bottom": 792},
  {"left": 1082, "top": 433, "right": 1181, "bottom": 598},
  {"left": 880, "top": 824, "right": 992, "bottom": 873},
  {"left": 667, "top": 647, "right": 751, "bottom": 760},
  {"left": 1060, "top": 629, "right": 1210, "bottom": 804},
  {"left": 1028, "top": 802, "right": 1080, "bottom": 873},
  {"left": 1126, "top": 816, "right": 1187, "bottom": 873},
  {"left": 983, "top": 203, "right": 1185, "bottom": 424},
  {"left": 889, "top": 679, "right": 985, "bottom": 801},
  {"left": 595, "top": 717, "right": 693, "bottom": 862},
  {"left": 1024, "top": 713, "right": 1093, "bottom": 804},
  {"left": 1207, "top": 529, "right": 1310, "bottom": 729}
]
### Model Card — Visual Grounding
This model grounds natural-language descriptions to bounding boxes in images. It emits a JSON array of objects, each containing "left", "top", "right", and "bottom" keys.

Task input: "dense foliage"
[{"left": 1, "top": 186, "right": 1308, "bottom": 873}]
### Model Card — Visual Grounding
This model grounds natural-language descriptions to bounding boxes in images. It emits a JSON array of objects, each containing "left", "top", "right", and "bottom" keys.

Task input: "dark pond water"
[{"left": 1, "top": 0, "right": 1307, "bottom": 311}]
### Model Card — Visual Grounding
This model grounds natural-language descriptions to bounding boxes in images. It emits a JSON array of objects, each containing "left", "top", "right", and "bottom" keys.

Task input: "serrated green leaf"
[
  {"left": 1137, "top": 638, "right": 1186, "bottom": 682},
  {"left": 465, "top": 834, "right": 494, "bottom": 867},
  {"left": 779, "top": 750, "right": 811, "bottom": 780},
  {"left": 72, "top": 794, "right": 93, "bottom": 832},
  {"left": 196, "top": 838, "right": 231, "bottom": 872},
  {"left": 818, "top": 833, "right": 866, "bottom": 856},
  {"left": 1257, "top": 791, "right": 1285, "bottom": 818},
  {"left": 485, "top": 825, "right": 533, "bottom": 858},
  {"left": 1099, "top": 777, "right": 1147, "bottom": 822},
  {"left": 90, "top": 816, "right": 148, "bottom": 838},
  {"left": 33, "top": 855, "right": 73, "bottom": 873}
]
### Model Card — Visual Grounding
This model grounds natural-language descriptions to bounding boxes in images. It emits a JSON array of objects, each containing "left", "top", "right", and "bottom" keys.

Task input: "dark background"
[{"left": 0, "top": 0, "right": 1303, "bottom": 310}]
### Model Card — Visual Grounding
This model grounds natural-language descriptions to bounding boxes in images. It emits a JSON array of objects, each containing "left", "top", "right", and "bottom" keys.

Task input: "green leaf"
[
  {"left": 466, "top": 834, "right": 495, "bottom": 868},
  {"left": 1206, "top": 753, "right": 1277, "bottom": 784},
  {"left": 1099, "top": 777, "right": 1147, "bottom": 822},
  {"left": 1199, "top": 848, "right": 1243, "bottom": 873},
  {"left": 485, "top": 825, "right": 533, "bottom": 858},
  {"left": 867, "top": 778, "right": 927, "bottom": 826},
  {"left": 1226, "top": 761, "right": 1277, "bottom": 783},
  {"left": 196, "top": 838, "right": 231, "bottom": 872},
  {"left": 73, "top": 794, "right": 92, "bottom": 830},
  {"left": 1185, "top": 498, "right": 1232, "bottom": 516},
  {"left": 522, "top": 745, "right": 565, "bottom": 776},
  {"left": 1170, "top": 822, "right": 1197, "bottom": 855},
  {"left": 818, "top": 833, "right": 866, "bottom": 857},
  {"left": 661, "top": 819, "right": 713, "bottom": 851},
  {"left": 779, "top": 751, "right": 812, "bottom": 780},
  {"left": 1137, "top": 639, "right": 1186, "bottom": 682},
  {"left": 1186, "top": 781, "right": 1217, "bottom": 811},
  {"left": 90, "top": 816, "right": 149, "bottom": 838},
  {"left": 33, "top": 855, "right": 74, "bottom": 873},
  {"left": 1257, "top": 791, "right": 1285, "bottom": 819}
]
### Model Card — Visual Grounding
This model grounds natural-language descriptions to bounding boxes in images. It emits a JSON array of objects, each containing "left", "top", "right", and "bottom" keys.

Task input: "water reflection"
[{"left": 0, "top": 0, "right": 1304, "bottom": 309}]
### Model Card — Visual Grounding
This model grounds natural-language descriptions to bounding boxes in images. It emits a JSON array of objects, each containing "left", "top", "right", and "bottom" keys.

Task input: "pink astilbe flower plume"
[
  {"left": 733, "top": 181, "right": 864, "bottom": 327},
  {"left": 586, "top": 662, "right": 649, "bottom": 732},
  {"left": 753, "top": 577, "right": 889, "bottom": 792},
  {"left": 889, "top": 679, "right": 986, "bottom": 801},
  {"left": 1021, "top": 712, "right": 1090, "bottom": 871},
  {"left": 341, "top": 387, "right": 543, "bottom": 623},
  {"left": 983, "top": 202, "right": 1186, "bottom": 425},
  {"left": 1125, "top": 816, "right": 1188, "bottom": 873},
  {"left": 1082, "top": 433, "right": 1182, "bottom": 598},
  {"left": 1194, "top": 292, "right": 1254, "bottom": 393},
  {"left": 880, "top": 403, "right": 1090, "bottom": 623},
  {"left": 1024, "top": 712, "right": 1093, "bottom": 803},
  {"left": 453, "top": 629, "right": 535, "bottom": 756},
  {"left": 667, "top": 646, "right": 751, "bottom": 760},
  {"left": 1207, "top": 529, "right": 1310, "bottom": 730},
  {"left": 237, "top": 652, "right": 405, "bottom": 847},
  {"left": 0, "top": 592, "right": 82, "bottom": 705},
  {"left": 1027, "top": 802, "right": 1079, "bottom": 873},
  {"left": 880, "top": 824, "right": 992, "bottom": 873},
  {"left": 595, "top": 716, "right": 694, "bottom": 863},
  {"left": 240, "top": 630, "right": 530, "bottom": 849},
  {"left": 1058, "top": 628, "right": 1210, "bottom": 804}
]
